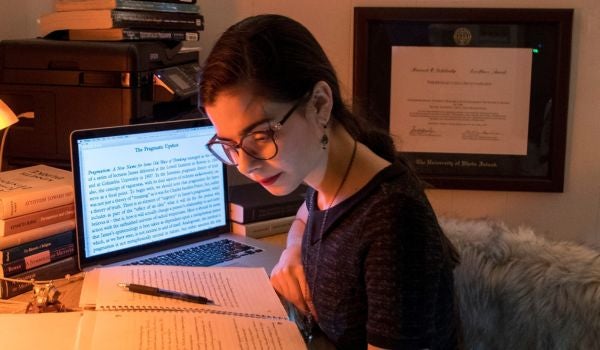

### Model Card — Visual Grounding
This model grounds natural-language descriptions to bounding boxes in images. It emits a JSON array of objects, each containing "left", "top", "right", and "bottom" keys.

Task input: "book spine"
[
  {"left": 231, "top": 201, "right": 303, "bottom": 223},
  {"left": 0, "top": 256, "right": 78, "bottom": 299},
  {"left": 231, "top": 216, "right": 295, "bottom": 238},
  {"left": 118, "top": 0, "right": 199, "bottom": 13},
  {"left": 1, "top": 229, "right": 74, "bottom": 263},
  {"left": 0, "top": 204, "right": 74, "bottom": 236},
  {"left": 126, "top": 0, "right": 196, "bottom": 3},
  {"left": 0, "top": 185, "right": 74, "bottom": 219},
  {"left": 0, "top": 243, "right": 75, "bottom": 277},
  {"left": 0, "top": 220, "right": 76, "bottom": 250},
  {"left": 111, "top": 10, "right": 204, "bottom": 31},
  {"left": 56, "top": 0, "right": 200, "bottom": 13},
  {"left": 121, "top": 28, "right": 199, "bottom": 41}
]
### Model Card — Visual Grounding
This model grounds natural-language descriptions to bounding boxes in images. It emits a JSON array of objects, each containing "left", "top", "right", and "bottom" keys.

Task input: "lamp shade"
[{"left": 0, "top": 99, "right": 19, "bottom": 130}]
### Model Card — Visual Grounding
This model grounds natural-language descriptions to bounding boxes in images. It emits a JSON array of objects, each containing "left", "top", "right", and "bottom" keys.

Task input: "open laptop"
[{"left": 70, "top": 118, "right": 284, "bottom": 272}]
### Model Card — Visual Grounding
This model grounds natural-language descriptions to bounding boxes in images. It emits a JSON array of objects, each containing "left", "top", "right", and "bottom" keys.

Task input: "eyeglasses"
[{"left": 206, "top": 97, "right": 305, "bottom": 166}]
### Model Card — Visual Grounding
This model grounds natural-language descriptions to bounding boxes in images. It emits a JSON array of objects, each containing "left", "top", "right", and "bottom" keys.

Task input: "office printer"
[{"left": 0, "top": 39, "right": 202, "bottom": 169}]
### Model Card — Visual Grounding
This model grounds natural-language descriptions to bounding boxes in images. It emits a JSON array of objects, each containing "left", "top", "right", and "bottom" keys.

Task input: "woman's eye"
[{"left": 249, "top": 132, "right": 270, "bottom": 142}]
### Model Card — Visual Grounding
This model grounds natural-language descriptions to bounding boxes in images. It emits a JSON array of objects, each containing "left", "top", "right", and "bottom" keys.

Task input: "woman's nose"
[{"left": 235, "top": 151, "right": 260, "bottom": 175}]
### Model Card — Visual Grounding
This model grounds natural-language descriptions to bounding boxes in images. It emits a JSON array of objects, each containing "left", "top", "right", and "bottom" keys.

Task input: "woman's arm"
[{"left": 270, "top": 202, "right": 313, "bottom": 314}]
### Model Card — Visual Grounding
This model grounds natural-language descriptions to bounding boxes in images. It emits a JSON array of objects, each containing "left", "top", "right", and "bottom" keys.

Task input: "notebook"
[
  {"left": 70, "top": 265, "right": 306, "bottom": 350},
  {"left": 70, "top": 118, "right": 285, "bottom": 272}
]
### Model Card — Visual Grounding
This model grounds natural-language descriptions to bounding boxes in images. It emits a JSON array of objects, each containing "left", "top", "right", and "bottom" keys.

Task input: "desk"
[
  {"left": 1, "top": 233, "right": 288, "bottom": 313},
  {"left": 0, "top": 233, "right": 335, "bottom": 349}
]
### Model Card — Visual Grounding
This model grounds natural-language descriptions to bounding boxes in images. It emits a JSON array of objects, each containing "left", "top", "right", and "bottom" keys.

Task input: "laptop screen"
[{"left": 70, "top": 119, "right": 229, "bottom": 268}]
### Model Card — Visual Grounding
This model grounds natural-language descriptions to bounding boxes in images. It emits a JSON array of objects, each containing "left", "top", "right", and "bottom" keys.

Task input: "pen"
[{"left": 117, "top": 283, "right": 214, "bottom": 305}]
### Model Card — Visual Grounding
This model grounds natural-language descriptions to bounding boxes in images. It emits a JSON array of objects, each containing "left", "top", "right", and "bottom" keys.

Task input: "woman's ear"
[{"left": 309, "top": 81, "right": 334, "bottom": 126}]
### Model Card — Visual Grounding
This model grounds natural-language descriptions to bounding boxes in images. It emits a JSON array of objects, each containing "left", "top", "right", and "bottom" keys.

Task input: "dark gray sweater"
[{"left": 302, "top": 161, "right": 463, "bottom": 349}]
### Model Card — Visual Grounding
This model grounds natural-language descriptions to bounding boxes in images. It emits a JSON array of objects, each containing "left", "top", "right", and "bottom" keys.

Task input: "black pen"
[{"left": 117, "top": 283, "right": 214, "bottom": 305}]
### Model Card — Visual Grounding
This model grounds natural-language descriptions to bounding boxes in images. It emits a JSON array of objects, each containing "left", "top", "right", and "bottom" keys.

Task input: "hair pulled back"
[{"left": 199, "top": 14, "right": 396, "bottom": 162}]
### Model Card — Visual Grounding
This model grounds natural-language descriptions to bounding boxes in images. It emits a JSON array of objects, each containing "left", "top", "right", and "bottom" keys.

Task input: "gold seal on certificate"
[{"left": 453, "top": 27, "right": 472, "bottom": 46}]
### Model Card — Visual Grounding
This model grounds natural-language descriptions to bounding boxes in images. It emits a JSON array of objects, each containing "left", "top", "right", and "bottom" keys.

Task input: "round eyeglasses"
[{"left": 205, "top": 98, "right": 305, "bottom": 166}]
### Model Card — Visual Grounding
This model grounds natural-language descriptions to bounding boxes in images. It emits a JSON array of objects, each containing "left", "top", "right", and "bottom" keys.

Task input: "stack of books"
[
  {"left": 38, "top": 0, "right": 204, "bottom": 42},
  {"left": 228, "top": 183, "right": 307, "bottom": 238},
  {"left": 0, "top": 165, "right": 78, "bottom": 299}
]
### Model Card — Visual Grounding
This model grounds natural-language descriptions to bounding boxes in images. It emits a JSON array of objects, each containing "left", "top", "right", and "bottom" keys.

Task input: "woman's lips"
[{"left": 258, "top": 173, "right": 281, "bottom": 186}]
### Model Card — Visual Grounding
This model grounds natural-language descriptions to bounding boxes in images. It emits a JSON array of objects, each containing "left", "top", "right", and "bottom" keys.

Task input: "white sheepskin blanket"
[{"left": 440, "top": 217, "right": 600, "bottom": 350}]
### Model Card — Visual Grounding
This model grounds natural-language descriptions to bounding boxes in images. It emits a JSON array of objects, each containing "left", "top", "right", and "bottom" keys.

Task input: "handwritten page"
[
  {"left": 86, "top": 265, "right": 289, "bottom": 319},
  {"left": 81, "top": 311, "right": 306, "bottom": 350},
  {"left": 390, "top": 46, "right": 532, "bottom": 155}
]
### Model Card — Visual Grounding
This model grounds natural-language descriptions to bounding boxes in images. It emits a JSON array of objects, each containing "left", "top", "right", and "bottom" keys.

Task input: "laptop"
[{"left": 70, "top": 118, "right": 284, "bottom": 272}]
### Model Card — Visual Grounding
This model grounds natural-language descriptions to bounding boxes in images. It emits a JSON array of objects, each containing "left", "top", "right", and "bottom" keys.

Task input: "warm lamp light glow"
[
  {"left": 0, "top": 99, "right": 19, "bottom": 129},
  {"left": 0, "top": 99, "right": 35, "bottom": 171}
]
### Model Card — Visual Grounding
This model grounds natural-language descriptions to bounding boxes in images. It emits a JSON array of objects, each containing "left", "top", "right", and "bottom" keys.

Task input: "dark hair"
[{"left": 199, "top": 14, "right": 397, "bottom": 162}]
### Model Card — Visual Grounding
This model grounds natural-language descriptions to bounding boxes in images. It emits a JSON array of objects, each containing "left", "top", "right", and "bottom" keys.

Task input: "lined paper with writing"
[{"left": 86, "top": 265, "right": 289, "bottom": 319}]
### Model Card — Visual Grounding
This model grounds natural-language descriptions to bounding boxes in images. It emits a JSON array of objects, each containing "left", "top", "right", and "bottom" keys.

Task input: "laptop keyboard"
[{"left": 127, "top": 239, "right": 263, "bottom": 267}]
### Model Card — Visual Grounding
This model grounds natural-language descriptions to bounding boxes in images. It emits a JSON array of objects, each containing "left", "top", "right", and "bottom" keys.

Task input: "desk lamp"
[{"left": 0, "top": 99, "right": 34, "bottom": 171}]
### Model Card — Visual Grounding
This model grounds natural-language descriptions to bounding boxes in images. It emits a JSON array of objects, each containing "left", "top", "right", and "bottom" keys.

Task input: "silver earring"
[
  {"left": 320, "top": 134, "right": 329, "bottom": 149},
  {"left": 320, "top": 124, "right": 328, "bottom": 149}
]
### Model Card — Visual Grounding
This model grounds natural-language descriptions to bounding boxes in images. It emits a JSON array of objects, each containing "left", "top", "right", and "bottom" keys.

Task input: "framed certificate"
[{"left": 353, "top": 7, "right": 573, "bottom": 192}]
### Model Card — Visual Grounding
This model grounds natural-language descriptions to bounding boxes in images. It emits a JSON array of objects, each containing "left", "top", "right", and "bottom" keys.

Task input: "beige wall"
[
  {"left": 0, "top": 0, "right": 53, "bottom": 39},
  {"left": 2, "top": 0, "right": 599, "bottom": 245}
]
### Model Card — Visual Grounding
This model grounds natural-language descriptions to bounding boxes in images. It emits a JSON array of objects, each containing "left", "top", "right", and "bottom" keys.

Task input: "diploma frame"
[{"left": 353, "top": 7, "right": 573, "bottom": 192}]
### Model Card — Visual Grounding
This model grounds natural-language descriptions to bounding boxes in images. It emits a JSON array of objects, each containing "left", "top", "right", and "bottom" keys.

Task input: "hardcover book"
[
  {"left": 55, "top": 0, "right": 200, "bottom": 13},
  {"left": 68, "top": 28, "right": 200, "bottom": 41},
  {"left": 231, "top": 215, "right": 295, "bottom": 238},
  {"left": 0, "top": 243, "right": 75, "bottom": 277},
  {"left": 0, "top": 229, "right": 74, "bottom": 263},
  {"left": 57, "top": 0, "right": 196, "bottom": 3},
  {"left": 229, "top": 183, "right": 306, "bottom": 224},
  {"left": 0, "top": 255, "right": 78, "bottom": 299},
  {"left": 0, "top": 220, "right": 76, "bottom": 250},
  {"left": 146, "top": 0, "right": 196, "bottom": 3},
  {"left": 0, "top": 165, "right": 74, "bottom": 220},
  {"left": 0, "top": 203, "right": 74, "bottom": 236},
  {"left": 38, "top": 9, "right": 205, "bottom": 37},
  {"left": 141, "top": 0, "right": 196, "bottom": 3},
  {"left": 127, "top": 0, "right": 196, "bottom": 3}
]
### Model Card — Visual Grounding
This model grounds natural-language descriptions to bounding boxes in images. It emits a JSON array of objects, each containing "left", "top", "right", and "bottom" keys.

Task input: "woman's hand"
[
  {"left": 270, "top": 243, "right": 312, "bottom": 314},
  {"left": 270, "top": 204, "right": 314, "bottom": 315}
]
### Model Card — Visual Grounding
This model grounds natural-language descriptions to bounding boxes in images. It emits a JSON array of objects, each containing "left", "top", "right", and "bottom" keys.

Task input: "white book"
[
  {"left": 0, "top": 165, "right": 73, "bottom": 219},
  {"left": 231, "top": 215, "right": 295, "bottom": 238},
  {"left": 0, "top": 219, "right": 75, "bottom": 250}
]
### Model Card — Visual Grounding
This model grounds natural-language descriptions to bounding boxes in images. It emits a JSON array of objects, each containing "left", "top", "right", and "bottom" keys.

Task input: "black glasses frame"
[{"left": 205, "top": 97, "right": 306, "bottom": 165}]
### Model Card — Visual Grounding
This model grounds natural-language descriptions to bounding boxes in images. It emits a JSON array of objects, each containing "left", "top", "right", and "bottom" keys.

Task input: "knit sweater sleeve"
[{"left": 362, "top": 189, "right": 448, "bottom": 348}]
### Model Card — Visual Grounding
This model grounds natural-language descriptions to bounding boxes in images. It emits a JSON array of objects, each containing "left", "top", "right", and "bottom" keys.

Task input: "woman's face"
[{"left": 204, "top": 88, "right": 325, "bottom": 196}]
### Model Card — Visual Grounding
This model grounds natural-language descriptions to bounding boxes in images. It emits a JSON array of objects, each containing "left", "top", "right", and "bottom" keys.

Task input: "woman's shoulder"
[
  {"left": 366, "top": 159, "right": 426, "bottom": 199},
  {"left": 335, "top": 160, "right": 428, "bottom": 222}
]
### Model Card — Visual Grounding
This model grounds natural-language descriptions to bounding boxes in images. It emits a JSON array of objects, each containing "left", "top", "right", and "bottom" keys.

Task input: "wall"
[
  {"left": 2, "top": 0, "right": 599, "bottom": 245},
  {"left": 0, "top": 0, "right": 52, "bottom": 40}
]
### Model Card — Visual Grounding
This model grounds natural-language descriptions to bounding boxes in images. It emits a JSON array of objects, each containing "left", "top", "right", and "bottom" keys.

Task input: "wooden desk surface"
[
  {"left": 0, "top": 233, "right": 337, "bottom": 349},
  {"left": 1, "top": 233, "right": 287, "bottom": 313}
]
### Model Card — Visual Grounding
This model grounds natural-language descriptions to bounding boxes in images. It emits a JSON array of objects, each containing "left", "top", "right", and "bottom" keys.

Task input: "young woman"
[{"left": 200, "top": 14, "right": 463, "bottom": 350}]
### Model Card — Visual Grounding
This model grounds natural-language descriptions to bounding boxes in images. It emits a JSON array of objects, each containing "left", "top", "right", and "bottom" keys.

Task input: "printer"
[{"left": 0, "top": 39, "right": 203, "bottom": 169}]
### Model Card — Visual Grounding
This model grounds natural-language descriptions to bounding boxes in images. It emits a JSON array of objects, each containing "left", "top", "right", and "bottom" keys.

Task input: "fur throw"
[{"left": 440, "top": 217, "right": 600, "bottom": 350}]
